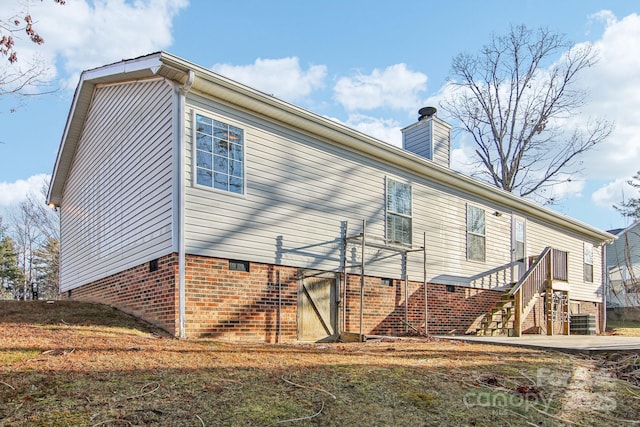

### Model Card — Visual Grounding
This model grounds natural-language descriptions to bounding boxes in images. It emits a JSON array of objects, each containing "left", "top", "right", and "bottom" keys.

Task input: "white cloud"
[
  {"left": 333, "top": 64, "right": 428, "bottom": 112},
  {"left": 450, "top": 146, "right": 475, "bottom": 176},
  {"left": 0, "top": 174, "right": 50, "bottom": 208},
  {"left": 592, "top": 177, "right": 637, "bottom": 209},
  {"left": 546, "top": 176, "right": 586, "bottom": 201},
  {"left": 568, "top": 11, "right": 640, "bottom": 209},
  {"left": 343, "top": 114, "right": 403, "bottom": 147},
  {"left": 573, "top": 12, "right": 640, "bottom": 181},
  {"left": 212, "top": 57, "right": 327, "bottom": 103},
  {"left": 4, "top": 0, "right": 189, "bottom": 89}
]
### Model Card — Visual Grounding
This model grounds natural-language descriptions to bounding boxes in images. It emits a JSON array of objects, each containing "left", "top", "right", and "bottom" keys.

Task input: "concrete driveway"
[{"left": 439, "top": 335, "right": 640, "bottom": 353}]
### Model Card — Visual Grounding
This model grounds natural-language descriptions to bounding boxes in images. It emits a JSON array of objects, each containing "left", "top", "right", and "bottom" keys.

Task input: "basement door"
[{"left": 297, "top": 271, "right": 338, "bottom": 342}]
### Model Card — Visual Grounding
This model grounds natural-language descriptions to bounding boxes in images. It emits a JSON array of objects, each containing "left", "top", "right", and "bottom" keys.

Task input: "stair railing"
[
  {"left": 469, "top": 260, "right": 519, "bottom": 289},
  {"left": 508, "top": 247, "right": 552, "bottom": 336}
]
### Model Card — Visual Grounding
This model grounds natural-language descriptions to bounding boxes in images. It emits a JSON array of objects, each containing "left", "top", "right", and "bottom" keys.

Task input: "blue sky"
[{"left": 1, "top": 0, "right": 639, "bottom": 232}]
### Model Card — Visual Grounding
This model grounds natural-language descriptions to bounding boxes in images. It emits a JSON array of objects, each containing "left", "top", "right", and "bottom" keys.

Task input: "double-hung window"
[
  {"left": 584, "top": 242, "right": 593, "bottom": 282},
  {"left": 195, "top": 113, "right": 244, "bottom": 194},
  {"left": 386, "top": 178, "right": 412, "bottom": 246},
  {"left": 467, "top": 204, "right": 486, "bottom": 262}
]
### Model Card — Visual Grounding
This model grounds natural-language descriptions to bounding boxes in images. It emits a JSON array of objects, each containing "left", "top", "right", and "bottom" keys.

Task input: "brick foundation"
[
  {"left": 343, "top": 276, "right": 503, "bottom": 336},
  {"left": 66, "top": 254, "right": 600, "bottom": 341},
  {"left": 67, "top": 254, "right": 504, "bottom": 341},
  {"left": 184, "top": 256, "right": 299, "bottom": 342},
  {"left": 66, "top": 253, "right": 179, "bottom": 335}
]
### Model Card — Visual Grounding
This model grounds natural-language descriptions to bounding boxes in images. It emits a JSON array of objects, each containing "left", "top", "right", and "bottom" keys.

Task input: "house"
[
  {"left": 607, "top": 221, "right": 640, "bottom": 318},
  {"left": 47, "top": 52, "right": 614, "bottom": 341}
]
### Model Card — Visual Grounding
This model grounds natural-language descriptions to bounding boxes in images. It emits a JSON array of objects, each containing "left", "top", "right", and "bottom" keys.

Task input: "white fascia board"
[{"left": 81, "top": 54, "right": 163, "bottom": 82}]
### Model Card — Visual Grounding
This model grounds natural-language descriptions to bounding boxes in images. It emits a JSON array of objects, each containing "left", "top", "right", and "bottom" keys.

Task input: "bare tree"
[
  {"left": 607, "top": 226, "right": 640, "bottom": 319},
  {"left": 9, "top": 199, "right": 42, "bottom": 299},
  {"left": 32, "top": 236, "right": 58, "bottom": 299},
  {"left": 6, "top": 180, "right": 60, "bottom": 300},
  {"left": 441, "top": 25, "right": 613, "bottom": 202},
  {"left": 614, "top": 171, "right": 640, "bottom": 220}
]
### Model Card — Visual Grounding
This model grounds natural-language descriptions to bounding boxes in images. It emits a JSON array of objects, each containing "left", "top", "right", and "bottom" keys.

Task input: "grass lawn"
[{"left": 1, "top": 301, "right": 640, "bottom": 426}]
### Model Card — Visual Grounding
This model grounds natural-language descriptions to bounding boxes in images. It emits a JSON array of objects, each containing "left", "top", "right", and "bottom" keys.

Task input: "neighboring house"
[
  {"left": 47, "top": 52, "right": 614, "bottom": 342},
  {"left": 607, "top": 221, "right": 640, "bottom": 310}
]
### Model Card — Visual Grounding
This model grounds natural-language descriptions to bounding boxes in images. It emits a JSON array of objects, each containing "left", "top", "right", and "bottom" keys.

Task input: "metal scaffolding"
[{"left": 341, "top": 219, "right": 427, "bottom": 338}]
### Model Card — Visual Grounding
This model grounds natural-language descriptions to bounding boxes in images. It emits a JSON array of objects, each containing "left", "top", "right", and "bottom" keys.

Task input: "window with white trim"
[
  {"left": 584, "top": 242, "right": 593, "bottom": 282},
  {"left": 467, "top": 204, "right": 485, "bottom": 262},
  {"left": 195, "top": 113, "right": 244, "bottom": 194},
  {"left": 386, "top": 178, "right": 412, "bottom": 246}
]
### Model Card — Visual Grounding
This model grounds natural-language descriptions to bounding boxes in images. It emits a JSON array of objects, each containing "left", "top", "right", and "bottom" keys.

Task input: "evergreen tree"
[{"left": 0, "top": 235, "right": 24, "bottom": 298}]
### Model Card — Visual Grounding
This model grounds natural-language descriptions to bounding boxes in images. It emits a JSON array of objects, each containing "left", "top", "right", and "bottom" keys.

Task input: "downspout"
[
  {"left": 277, "top": 269, "right": 282, "bottom": 344},
  {"left": 177, "top": 69, "right": 195, "bottom": 338},
  {"left": 602, "top": 244, "right": 607, "bottom": 334},
  {"left": 423, "top": 232, "right": 427, "bottom": 336}
]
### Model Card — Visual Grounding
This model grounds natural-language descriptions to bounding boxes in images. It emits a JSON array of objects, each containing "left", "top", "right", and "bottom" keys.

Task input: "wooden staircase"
[
  {"left": 476, "top": 283, "right": 516, "bottom": 336},
  {"left": 476, "top": 247, "right": 569, "bottom": 337}
]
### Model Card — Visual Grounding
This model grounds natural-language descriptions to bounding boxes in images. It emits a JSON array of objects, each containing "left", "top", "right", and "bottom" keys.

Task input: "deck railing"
[
  {"left": 552, "top": 249, "right": 568, "bottom": 281},
  {"left": 508, "top": 247, "right": 569, "bottom": 336},
  {"left": 510, "top": 247, "right": 551, "bottom": 306},
  {"left": 470, "top": 261, "right": 519, "bottom": 289}
]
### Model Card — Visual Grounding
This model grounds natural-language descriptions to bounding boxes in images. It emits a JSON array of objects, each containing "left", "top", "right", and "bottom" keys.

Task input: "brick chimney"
[{"left": 401, "top": 107, "right": 452, "bottom": 168}]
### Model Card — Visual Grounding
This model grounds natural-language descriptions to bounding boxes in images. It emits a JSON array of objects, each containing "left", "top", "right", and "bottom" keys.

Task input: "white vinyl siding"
[
  {"left": 403, "top": 120, "right": 432, "bottom": 159},
  {"left": 180, "top": 92, "right": 605, "bottom": 298},
  {"left": 59, "top": 79, "right": 175, "bottom": 291},
  {"left": 526, "top": 219, "right": 603, "bottom": 302},
  {"left": 183, "top": 93, "right": 520, "bottom": 286},
  {"left": 432, "top": 118, "right": 451, "bottom": 167},
  {"left": 401, "top": 117, "right": 451, "bottom": 168}
]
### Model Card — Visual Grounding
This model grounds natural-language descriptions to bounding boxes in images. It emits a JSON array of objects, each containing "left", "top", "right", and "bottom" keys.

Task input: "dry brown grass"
[
  {"left": 1, "top": 300, "right": 639, "bottom": 426},
  {"left": 607, "top": 319, "right": 640, "bottom": 337}
]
